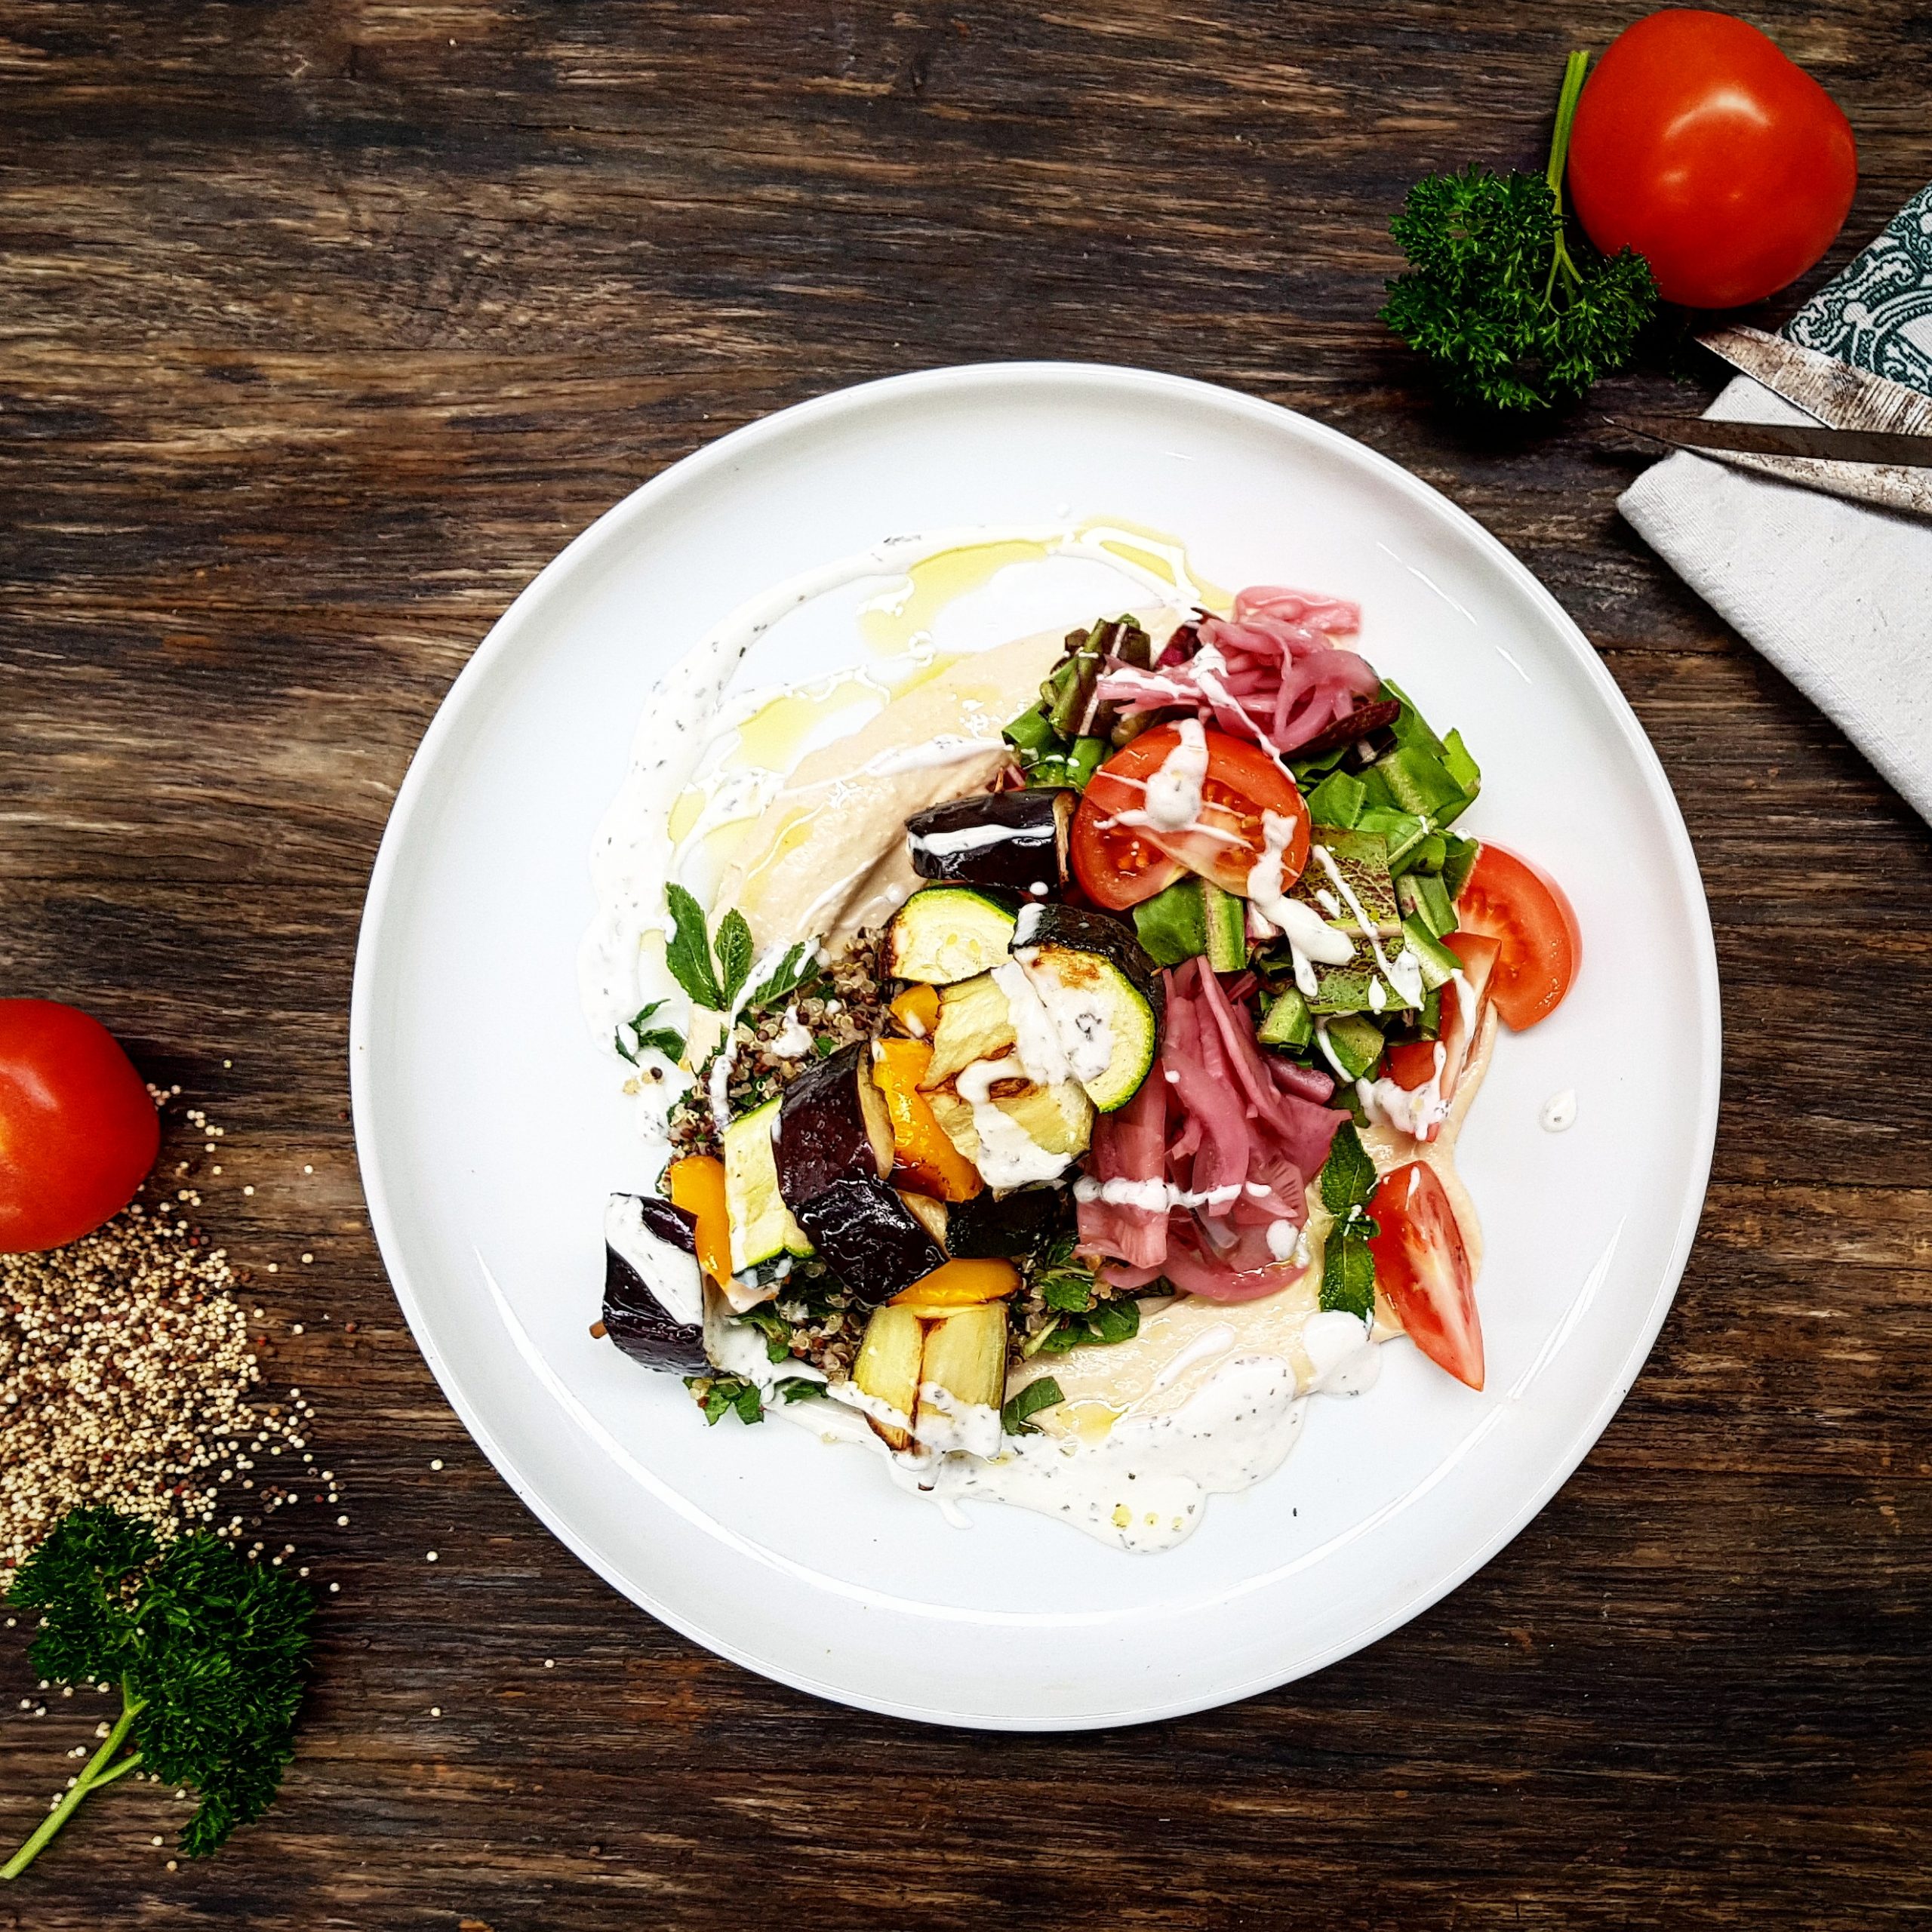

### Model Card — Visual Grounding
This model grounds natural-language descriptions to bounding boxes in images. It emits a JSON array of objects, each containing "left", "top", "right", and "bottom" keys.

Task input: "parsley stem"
[
  {"left": 1541, "top": 48, "right": 1592, "bottom": 305},
  {"left": 0, "top": 1686, "right": 147, "bottom": 1881}
]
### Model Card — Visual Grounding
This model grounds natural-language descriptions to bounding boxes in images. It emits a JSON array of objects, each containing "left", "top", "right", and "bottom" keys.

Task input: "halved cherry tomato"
[
  {"left": 1071, "top": 724, "right": 1308, "bottom": 911},
  {"left": 1368, "top": 1160, "right": 1483, "bottom": 1391},
  {"left": 0, "top": 999, "right": 159, "bottom": 1254},
  {"left": 1453, "top": 844, "right": 1580, "bottom": 1032}
]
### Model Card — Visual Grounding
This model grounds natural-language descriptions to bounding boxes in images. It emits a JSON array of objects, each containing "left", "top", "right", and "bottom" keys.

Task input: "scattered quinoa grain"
[{"left": 0, "top": 1193, "right": 308, "bottom": 1580}]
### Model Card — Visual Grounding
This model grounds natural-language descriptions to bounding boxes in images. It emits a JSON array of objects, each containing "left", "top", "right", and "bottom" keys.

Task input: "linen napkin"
[{"left": 1619, "top": 186, "right": 1932, "bottom": 826}]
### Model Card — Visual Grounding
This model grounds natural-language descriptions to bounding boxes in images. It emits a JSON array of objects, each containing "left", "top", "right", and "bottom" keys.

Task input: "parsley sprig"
[
  {"left": 1317, "top": 1121, "right": 1380, "bottom": 1321},
  {"left": 2, "top": 1508, "right": 311, "bottom": 1878},
  {"left": 1380, "top": 50, "right": 1657, "bottom": 411}
]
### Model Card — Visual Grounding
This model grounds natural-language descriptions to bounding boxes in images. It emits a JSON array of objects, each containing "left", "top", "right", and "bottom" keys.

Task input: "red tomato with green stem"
[
  {"left": 0, "top": 999, "right": 159, "bottom": 1254},
  {"left": 1071, "top": 724, "right": 1309, "bottom": 912},
  {"left": 1567, "top": 10, "right": 1857, "bottom": 310},
  {"left": 1369, "top": 1160, "right": 1483, "bottom": 1391},
  {"left": 1454, "top": 845, "right": 1580, "bottom": 1033}
]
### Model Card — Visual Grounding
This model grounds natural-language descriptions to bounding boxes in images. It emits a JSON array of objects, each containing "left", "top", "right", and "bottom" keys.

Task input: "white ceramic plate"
[{"left": 350, "top": 365, "right": 1719, "bottom": 1730}]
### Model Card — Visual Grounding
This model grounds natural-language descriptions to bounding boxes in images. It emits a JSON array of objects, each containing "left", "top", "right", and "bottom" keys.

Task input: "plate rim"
[{"left": 349, "top": 359, "right": 1722, "bottom": 1729}]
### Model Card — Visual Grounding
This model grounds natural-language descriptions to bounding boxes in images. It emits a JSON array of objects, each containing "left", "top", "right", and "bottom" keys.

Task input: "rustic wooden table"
[{"left": 4, "top": 3, "right": 1928, "bottom": 1926}]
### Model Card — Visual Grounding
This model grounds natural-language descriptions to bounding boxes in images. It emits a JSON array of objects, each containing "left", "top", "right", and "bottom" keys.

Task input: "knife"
[
  {"left": 1610, "top": 325, "right": 1932, "bottom": 519},
  {"left": 1611, "top": 414, "right": 1932, "bottom": 466}
]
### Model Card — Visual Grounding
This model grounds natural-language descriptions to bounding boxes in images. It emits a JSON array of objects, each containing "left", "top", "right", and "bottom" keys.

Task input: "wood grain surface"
[{"left": 3, "top": 2, "right": 1929, "bottom": 1926}]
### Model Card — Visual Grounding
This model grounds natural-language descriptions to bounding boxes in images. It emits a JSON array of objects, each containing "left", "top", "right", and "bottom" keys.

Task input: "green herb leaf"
[
  {"left": 1380, "top": 52, "right": 1657, "bottom": 413},
  {"left": 745, "top": 940, "right": 821, "bottom": 1014},
  {"left": 713, "top": 909, "right": 755, "bottom": 1009},
  {"left": 778, "top": 1377, "right": 825, "bottom": 1404},
  {"left": 687, "top": 1372, "right": 768, "bottom": 1426},
  {"left": 1033, "top": 1234, "right": 1101, "bottom": 1313},
  {"left": 1319, "top": 1121, "right": 1378, "bottom": 1224},
  {"left": 663, "top": 884, "right": 724, "bottom": 1010},
  {"left": 4, "top": 1506, "right": 311, "bottom": 1874},
  {"left": 1001, "top": 1377, "right": 1066, "bottom": 1435},
  {"left": 1037, "top": 1293, "right": 1141, "bottom": 1354},
  {"left": 614, "top": 1001, "right": 687, "bottom": 1066},
  {"left": 1320, "top": 1235, "right": 1378, "bottom": 1320},
  {"left": 734, "top": 1306, "right": 797, "bottom": 1365}
]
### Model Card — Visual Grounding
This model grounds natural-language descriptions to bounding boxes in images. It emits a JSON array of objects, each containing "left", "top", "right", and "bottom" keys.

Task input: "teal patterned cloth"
[
  {"left": 1786, "top": 184, "right": 1932, "bottom": 395},
  {"left": 1620, "top": 188, "right": 1932, "bottom": 826}
]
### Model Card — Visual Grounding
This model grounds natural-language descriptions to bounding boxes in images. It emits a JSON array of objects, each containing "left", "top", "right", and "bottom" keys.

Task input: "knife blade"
[
  {"left": 1610, "top": 414, "right": 1932, "bottom": 466},
  {"left": 1614, "top": 325, "right": 1932, "bottom": 520},
  {"left": 1697, "top": 325, "right": 1932, "bottom": 439}
]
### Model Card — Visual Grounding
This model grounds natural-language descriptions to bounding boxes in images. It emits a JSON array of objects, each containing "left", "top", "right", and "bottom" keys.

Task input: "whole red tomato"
[
  {"left": 0, "top": 999, "right": 160, "bottom": 1252},
  {"left": 1567, "top": 10, "right": 1857, "bottom": 309}
]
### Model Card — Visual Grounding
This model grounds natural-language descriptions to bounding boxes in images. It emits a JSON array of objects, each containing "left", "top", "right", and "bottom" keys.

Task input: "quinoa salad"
[{"left": 583, "top": 563, "right": 1582, "bottom": 1551}]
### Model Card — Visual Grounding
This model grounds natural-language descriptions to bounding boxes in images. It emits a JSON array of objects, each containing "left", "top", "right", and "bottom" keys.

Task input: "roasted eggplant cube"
[
  {"left": 793, "top": 1179, "right": 946, "bottom": 1303},
  {"left": 944, "top": 1184, "right": 1071, "bottom": 1259},
  {"left": 774, "top": 1040, "right": 894, "bottom": 1210},
  {"left": 601, "top": 1193, "right": 708, "bottom": 1374},
  {"left": 904, "top": 789, "right": 1073, "bottom": 894}
]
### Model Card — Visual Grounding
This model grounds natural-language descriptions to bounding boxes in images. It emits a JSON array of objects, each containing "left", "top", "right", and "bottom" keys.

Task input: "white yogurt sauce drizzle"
[
  {"left": 1247, "top": 813, "right": 1354, "bottom": 995},
  {"left": 1109, "top": 716, "right": 1210, "bottom": 833},
  {"left": 955, "top": 1055, "right": 1075, "bottom": 1186},
  {"left": 1310, "top": 841, "right": 1424, "bottom": 1009},
  {"left": 1541, "top": 1088, "right": 1577, "bottom": 1133}
]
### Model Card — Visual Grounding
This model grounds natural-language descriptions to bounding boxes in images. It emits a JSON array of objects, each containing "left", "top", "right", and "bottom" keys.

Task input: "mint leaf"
[
  {"left": 688, "top": 1373, "right": 766, "bottom": 1425},
  {"left": 1002, "top": 1377, "right": 1065, "bottom": 1435},
  {"left": 714, "top": 909, "right": 755, "bottom": 1009},
  {"left": 746, "top": 940, "right": 821, "bottom": 1014},
  {"left": 614, "top": 1001, "right": 685, "bottom": 1066},
  {"left": 1037, "top": 1294, "right": 1140, "bottom": 1353},
  {"left": 1319, "top": 1121, "right": 1377, "bottom": 1223},
  {"left": 663, "top": 884, "right": 724, "bottom": 1010},
  {"left": 778, "top": 1377, "right": 825, "bottom": 1404},
  {"left": 1320, "top": 1235, "right": 1377, "bottom": 1319}
]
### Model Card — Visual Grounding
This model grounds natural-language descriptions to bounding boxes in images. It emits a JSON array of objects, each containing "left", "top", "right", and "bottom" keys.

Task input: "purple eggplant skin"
[
  {"left": 601, "top": 1192, "right": 708, "bottom": 1374},
  {"left": 794, "top": 1179, "right": 945, "bottom": 1304},
  {"left": 943, "top": 1183, "right": 1071, "bottom": 1260},
  {"left": 904, "top": 789, "right": 1072, "bottom": 894},
  {"left": 602, "top": 1246, "right": 709, "bottom": 1373},
  {"left": 774, "top": 1041, "right": 893, "bottom": 1211}
]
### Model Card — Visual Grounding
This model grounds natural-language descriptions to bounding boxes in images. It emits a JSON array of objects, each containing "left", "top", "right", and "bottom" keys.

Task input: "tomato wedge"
[
  {"left": 1453, "top": 844, "right": 1580, "bottom": 1032},
  {"left": 1368, "top": 1160, "right": 1482, "bottom": 1391},
  {"left": 1071, "top": 724, "right": 1308, "bottom": 911},
  {"left": 1383, "top": 1029, "right": 1443, "bottom": 1093}
]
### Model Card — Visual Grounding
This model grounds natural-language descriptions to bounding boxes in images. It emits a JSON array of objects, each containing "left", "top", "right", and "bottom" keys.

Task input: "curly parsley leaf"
[
  {"left": 3, "top": 1506, "right": 311, "bottom": 1876},
  {"left": 714, "top": 909, "right": 755, "bottom": 1010},
  {"left": 663, "top": 883, "right": 724, "bottom": 1010},
  {"left": 614, "top": 1000, "right": 686, "bottom": 1067},
  {"left": 1002, "top": 1377, "right": 1066, "bottom": 1435},
  {"left": 1380, "top": 51, "right": 1657, "bottom": 412}
]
